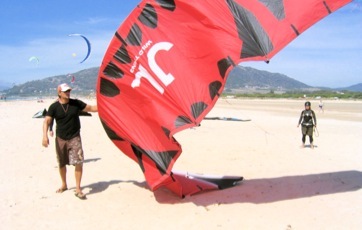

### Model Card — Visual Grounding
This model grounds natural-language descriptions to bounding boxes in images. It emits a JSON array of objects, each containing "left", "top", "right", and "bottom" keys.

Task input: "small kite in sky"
[
  {"left": 29, "top": 56, "right": 39, "bottom": 66},
  {"left": 67, "top": 74, "right": 75, "bottom": 84},
  {"left": 68, "top": 34, "right": 91, "bottom": 63}
]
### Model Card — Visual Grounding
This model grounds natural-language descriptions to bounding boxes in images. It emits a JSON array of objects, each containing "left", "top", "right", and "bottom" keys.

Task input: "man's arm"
[
  {"left": 42, "top": 116, "right": 52, "bottom": 147},
  {"left": 49, "top": 118, "right": 54, "bottom": 137},
  {"left": 83, "top": 104, "right": 98, "bottom": 113},
  {"left": 297, "top": 111, "right": 303, "bottom": 127},
  {"left": 312, "top": 110, "right": 317, "bottom": 127}
]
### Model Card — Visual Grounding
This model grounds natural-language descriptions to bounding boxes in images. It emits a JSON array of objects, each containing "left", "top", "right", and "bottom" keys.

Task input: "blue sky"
[{"left": 0, "top": 0, "right": 361, "bottom": 88}]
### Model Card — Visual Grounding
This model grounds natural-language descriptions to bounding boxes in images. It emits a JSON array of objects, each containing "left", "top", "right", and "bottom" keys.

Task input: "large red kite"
[{"left": 97, "top": 0, "right": 351, "bottom": 197}]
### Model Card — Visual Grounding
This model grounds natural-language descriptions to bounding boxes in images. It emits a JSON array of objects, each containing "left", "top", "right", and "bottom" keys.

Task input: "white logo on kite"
[
  {"left": 131, "top": 41, "right": 175, "bottom": 94},
  {"left": 130, "top": 40, "right": 153, "bottom": 73}
]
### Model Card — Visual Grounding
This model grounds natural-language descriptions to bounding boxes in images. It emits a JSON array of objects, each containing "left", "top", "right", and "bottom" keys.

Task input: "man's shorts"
[
  {"left": 55, "top": 135, "right": 84, "bottom": 167},
  {"left": 301, "top": 126, "right": 313, "bottom": 136}
]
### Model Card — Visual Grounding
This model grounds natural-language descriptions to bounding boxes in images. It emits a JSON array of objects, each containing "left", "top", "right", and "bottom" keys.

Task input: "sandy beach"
[{"left": 1, "top": 98, "right": 361, "bottom": 229}]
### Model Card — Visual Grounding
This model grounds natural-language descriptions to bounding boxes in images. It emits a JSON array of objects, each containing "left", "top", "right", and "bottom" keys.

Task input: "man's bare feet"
[
  {"left": 56, "top": 187, "right": 68, "bottom": 193},
  {"left": 74, "top": 191, "right": 87, "bottom": 200}
]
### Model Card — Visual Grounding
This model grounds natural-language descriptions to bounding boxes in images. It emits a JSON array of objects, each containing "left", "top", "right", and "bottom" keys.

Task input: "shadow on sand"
[
  {"left": 77, "top": 170, "right": 362, "bottom": 205},
  {"left": 152, "top": 170, "right": 362, "bottom": 205},
  {"left": 83, "top": 180, "right": 148, "bottom": 195},
  {"left": 84, "top": 158, "right": 102, "bottom": 163}
]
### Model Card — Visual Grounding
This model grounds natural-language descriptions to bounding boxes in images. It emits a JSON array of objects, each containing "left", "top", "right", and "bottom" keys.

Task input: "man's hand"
[{"left": 42, "top": 136, "right": 49, "bottom": 147}]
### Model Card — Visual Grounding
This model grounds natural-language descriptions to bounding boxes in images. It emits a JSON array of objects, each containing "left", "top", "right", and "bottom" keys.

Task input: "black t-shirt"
[{"left": 47, "top": 99, "right": 87, "bottom": 140}]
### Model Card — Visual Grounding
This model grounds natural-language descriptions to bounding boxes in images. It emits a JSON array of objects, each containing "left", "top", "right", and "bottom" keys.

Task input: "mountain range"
[{"left": 1, "top": 66, "right": 361, "bottom": 96}]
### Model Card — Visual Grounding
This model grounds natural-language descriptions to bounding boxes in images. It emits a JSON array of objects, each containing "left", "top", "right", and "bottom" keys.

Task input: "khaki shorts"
[{"left": 55, "top": 135, "right": 84, "bottom": 167}]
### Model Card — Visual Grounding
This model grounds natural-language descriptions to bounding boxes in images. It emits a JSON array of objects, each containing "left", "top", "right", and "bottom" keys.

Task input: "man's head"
[
  {"left": 57, "top": 83, "right": 72, "bottom": 98},
  {"left": 305, "top": 101, "right": 311, "bottom": 109}
]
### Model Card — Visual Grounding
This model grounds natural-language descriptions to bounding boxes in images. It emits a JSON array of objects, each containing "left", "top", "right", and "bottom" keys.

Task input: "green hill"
[
  {"left": 4, "top": 67, "right": 99, "bottom": 97},
  {"left": 3, "top": 66, "right": 360, "bottom": 98},
  {"left": 2, "top": 65, "right": 315, "bottom": 97}
]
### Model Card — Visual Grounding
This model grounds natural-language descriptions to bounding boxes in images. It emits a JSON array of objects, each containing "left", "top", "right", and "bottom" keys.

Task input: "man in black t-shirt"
[
  {"left": 42, "top": 83, "right": 97, "bottom": 199},
  {"left": 297, "top": 101, "right": 317, "bottom": 149}
]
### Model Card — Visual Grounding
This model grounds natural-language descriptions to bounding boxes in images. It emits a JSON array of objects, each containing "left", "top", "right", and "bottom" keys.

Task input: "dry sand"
[{"left": 1, "top": 98, "right": 361, "bottom": 229}]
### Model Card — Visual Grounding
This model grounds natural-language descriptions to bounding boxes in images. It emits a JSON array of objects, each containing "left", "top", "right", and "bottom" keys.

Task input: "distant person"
[
  {"left": 297, "top": 101, "right": 317, "bottom": 149},
  {"left": 318, "top": 99, "right": 324, "bottom": 113},
  {"left": 42, "top": 83, "right": 98, "bottom": 200}
]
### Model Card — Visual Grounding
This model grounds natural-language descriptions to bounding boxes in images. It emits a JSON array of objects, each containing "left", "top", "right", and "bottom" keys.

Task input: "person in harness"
[{"left": 297, "top": 101, "right": 317, "bottom": 148}]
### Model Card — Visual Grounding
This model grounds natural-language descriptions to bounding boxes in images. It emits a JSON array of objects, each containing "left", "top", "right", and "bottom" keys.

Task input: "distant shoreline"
[{"left": 1, "top": 95, "right": 361, "bottom": 104}]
